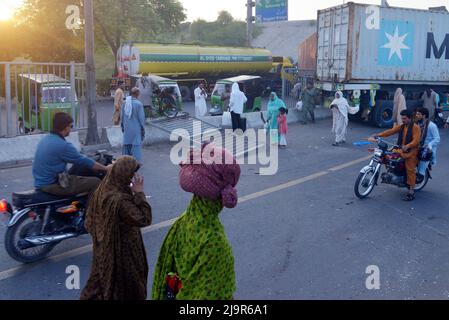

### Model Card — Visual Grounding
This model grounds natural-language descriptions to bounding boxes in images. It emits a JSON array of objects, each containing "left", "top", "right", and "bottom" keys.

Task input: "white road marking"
[{"left": 0, "top": 155, "right": 371, "bottom": 281}]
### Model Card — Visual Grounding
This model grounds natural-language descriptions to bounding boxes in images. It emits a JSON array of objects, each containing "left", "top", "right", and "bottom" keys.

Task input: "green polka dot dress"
[{"left": 152, "top": 196, "right": 235, "bottom": 300}]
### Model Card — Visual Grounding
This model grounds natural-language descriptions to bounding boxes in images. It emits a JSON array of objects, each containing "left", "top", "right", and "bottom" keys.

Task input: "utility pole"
[
  {"left": 84, "top": 0, "right": 100, "bottom": 145},
  {"left": 246, "top": 0, "right": 255, "bottom": 47}
]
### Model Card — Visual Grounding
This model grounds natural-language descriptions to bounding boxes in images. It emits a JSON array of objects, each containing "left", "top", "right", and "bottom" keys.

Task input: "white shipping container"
[{"left": 317, "top": 2, "right": 449, "bottom": 84}]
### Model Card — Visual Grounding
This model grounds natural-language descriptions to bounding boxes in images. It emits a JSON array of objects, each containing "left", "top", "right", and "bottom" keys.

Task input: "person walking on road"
[
  {"left": 194, "top": 82, "right": 208, "bottom": 117},
  {"left": 80, "top": 156, "right": 152, "bottom": 300},
  {"left": 369, "top": 110, "right": 421, "bottom": 201},
  {"left": 113, "top": 80, "right": 125, "bottom": 125},
  {"left": 300, "top": 82, "right": 317, "bottom": 125},
  {"left": 267, "top": 92, "right": 286, "bottom": 145},
  {"left": 330, "top": 91, "right": 349, "bottom": 147},
  {"left": 421, "top": 87, "right": 438, "bottom": 121},
  {"left": 278, "top": 107, "right": 288, "bottom": 148},
  {"left": 152, "top": 143, "right": 241, "bottom": 300},
  {"left": 121, "top": 87, "right": 146, "bottom": 163},
  {"left": 229, "top": 82, "right": 247, "bottom": 132},
  {"left": 393, "top": 88, "right": 407, "bottom": 126},
  {"left": 415, "top": 107, "right": 440, "bottom": 183},
  {"left": 292, "top": 82, "right": 302, "bottom": 101}
]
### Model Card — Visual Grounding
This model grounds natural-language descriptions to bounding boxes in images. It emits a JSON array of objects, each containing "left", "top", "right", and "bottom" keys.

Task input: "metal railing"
[{"left": 0, "top": 61, "right": 87, "bottom": 138}]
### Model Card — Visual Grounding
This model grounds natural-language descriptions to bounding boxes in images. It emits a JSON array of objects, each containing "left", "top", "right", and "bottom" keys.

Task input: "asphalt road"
[{"left": 1, "top": 118, "right": 449, "bottom": 300}]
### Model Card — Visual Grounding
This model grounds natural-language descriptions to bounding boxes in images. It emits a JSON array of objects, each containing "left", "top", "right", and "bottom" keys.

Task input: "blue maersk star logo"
[{"left": 378, "top": 20, "right": 414, "bottom": 66}]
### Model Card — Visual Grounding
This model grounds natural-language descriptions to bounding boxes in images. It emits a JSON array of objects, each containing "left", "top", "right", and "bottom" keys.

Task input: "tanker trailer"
[{"left": 115, "top": 43, "right": 274, "bottom": 101}]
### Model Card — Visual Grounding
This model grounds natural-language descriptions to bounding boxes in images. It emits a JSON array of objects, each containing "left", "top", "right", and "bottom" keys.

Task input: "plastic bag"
[
  {"left": 222, "top": 111, "right": 232, "bottom": 127},
  {"left": 295, "top": 101, "right": 303, "bottom": 111}
]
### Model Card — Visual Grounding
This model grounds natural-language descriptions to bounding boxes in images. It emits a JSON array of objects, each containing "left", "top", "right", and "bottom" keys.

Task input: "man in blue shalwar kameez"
[{"left": 121, "top": 87, "right": 146, "bottom": 163}]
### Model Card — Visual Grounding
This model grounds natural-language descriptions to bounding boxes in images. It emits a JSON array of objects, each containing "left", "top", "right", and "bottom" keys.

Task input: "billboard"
[{"left": 256, "top": 0, "right": 288, "bottom": 23}]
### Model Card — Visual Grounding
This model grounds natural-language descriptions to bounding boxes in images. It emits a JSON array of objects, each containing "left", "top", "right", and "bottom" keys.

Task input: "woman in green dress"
[{"left": 152, "top": 143, "right": 241, "bottom": 300}]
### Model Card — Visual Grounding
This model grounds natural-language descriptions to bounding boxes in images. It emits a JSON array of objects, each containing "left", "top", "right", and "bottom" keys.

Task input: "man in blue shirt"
[
  {"left": 415, "top": 107, "right": 440, "bottom": 183},
  {"left": 33, "top": 112, "right": 110, "bottom": 196}
]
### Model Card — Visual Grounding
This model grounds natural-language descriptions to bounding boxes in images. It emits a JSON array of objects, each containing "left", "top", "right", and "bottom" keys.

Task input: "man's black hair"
[
  {"left": 53, "top": 112, "right": 73, "bottom": 132},
  {"left": 400, "top": 109, "right": 413, "bottom": 119},
  {"left": 416, "top": 107, "right": 429, "bottom": 119}
]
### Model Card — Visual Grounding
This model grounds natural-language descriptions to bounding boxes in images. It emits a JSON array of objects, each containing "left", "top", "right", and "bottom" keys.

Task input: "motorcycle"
[
  {"left": 354, "top": 138, "right": 431, "bottom": 199},
  {"left": 0, "top": 151, "right": 114, "bottom": 263}
]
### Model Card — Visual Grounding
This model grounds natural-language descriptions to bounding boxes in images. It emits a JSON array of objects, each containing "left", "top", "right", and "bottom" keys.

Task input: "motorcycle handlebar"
[{"left": 373, "top": 137, "right": 399, "bottom": 150}]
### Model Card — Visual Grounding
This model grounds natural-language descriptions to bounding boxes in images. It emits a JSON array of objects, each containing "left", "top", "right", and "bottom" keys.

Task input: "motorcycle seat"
[{"left": 12, "top": 190, "right": 87, "bottom": 208}]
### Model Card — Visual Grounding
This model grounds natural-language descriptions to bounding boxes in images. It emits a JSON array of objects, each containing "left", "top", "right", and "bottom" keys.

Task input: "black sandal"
[{"left": 402, "top": 193, "right": 416, "bottom": 201}]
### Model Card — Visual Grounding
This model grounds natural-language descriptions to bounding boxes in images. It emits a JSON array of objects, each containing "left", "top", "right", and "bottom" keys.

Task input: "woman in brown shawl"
[{"left": 80, "top": 156, "right": 152, "bottom": 300}]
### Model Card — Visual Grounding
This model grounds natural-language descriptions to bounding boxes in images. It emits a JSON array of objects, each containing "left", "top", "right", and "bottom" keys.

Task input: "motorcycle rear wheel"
[
  {"left": 415, "top": 169, "right": 430, "bottom": 192},
  {"left": 5, "top": 214, "right": 56, "bottom": 264},
  {"left": 355, "top": 169, "right": 377, "bottom": 199}
]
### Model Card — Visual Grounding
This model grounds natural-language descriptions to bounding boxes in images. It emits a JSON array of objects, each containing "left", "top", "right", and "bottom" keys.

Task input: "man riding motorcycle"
[
  {"left": 33, "top": 112, "right": 110, "bottom": 196},
  {"left": 415, "top": 107, "right": 440, "bottom": 185},
  {"left": 369, "top": 109, "right": 421, "bottom": 201}
]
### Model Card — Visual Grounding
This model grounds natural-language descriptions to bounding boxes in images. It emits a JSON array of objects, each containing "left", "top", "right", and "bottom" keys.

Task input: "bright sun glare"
[{"left": 0, "top": 0, "right": 24, "bottom": 21}]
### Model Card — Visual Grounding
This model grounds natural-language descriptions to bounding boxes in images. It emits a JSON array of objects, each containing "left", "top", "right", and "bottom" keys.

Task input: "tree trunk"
[{"left": 84, "top": 0, "right": 101, "bottom": 145}]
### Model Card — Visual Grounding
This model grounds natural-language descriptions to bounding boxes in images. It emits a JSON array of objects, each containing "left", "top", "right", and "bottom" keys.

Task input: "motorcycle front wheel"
[
  {"left": 5, "top": 213, "right": 56, "bottom": 263},
  {"left": 355, "top": 169, "right": 377, "bottom": 199}
]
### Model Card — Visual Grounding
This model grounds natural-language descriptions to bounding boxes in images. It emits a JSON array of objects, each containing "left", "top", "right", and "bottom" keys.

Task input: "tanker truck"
[
  {"left": 315, "top": 2, "right": 449, "bottom": 127},
  {"left": 112, "top": 43, "right": 296, "bottom": 101}
]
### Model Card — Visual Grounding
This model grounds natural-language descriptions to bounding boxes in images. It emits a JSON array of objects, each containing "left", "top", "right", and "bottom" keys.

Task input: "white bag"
[
  {"left": 222, "top": 110, "right": 232, "bottom": 127},
  {"left": 348, "top": 105, "right": 360, "bottom": 115},
  {"left": 295, "top": 101, "right": 303, "bottom": 111}
]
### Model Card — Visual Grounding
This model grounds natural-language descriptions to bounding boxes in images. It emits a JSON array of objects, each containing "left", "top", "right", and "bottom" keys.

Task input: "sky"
[{"left": 182, "top": 0, "right": 449, "bottom": 22}]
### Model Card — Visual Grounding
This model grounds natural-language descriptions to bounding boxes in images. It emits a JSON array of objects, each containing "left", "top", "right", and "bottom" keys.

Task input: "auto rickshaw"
[
  {"left": 17, "top": 74, "right": 79, "bottom": 133},
  {"left": 210, "top": 75, "right": 264, "bottom": 116}
]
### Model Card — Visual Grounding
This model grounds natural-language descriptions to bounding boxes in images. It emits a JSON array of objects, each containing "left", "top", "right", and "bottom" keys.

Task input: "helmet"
[{"left": 419, "top": 146, "right": 433, "bottom": 162}]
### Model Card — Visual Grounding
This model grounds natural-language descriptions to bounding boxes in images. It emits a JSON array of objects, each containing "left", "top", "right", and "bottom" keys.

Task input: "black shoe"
[
  {"left": 332, "top": 142, "right": 339, "bottom": 147},
  {"left": 402, "top": 193, "right": 416, "bottom": 201}
]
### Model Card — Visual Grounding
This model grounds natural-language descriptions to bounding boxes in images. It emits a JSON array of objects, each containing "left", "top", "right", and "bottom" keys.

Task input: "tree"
[
  {"left": 93, "top": 0, "right": 186, "bottom": 73},
  {"left": 185, "top": 11, "right": 262, "bottom": 47},
  {"left": 14, "top": 0, "right": 186, "bottom": 68}
]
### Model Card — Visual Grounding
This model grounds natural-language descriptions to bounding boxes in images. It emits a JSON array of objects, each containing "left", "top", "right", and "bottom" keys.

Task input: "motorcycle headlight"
[{"left": 374, "top": 149, "right": 383, "bottom": 157}]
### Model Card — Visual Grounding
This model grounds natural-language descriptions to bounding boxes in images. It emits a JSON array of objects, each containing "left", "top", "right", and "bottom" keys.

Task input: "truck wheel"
[
  {"left": 373, "top": 100, "right": 394, "bottom": 128},
  {"left": 180, "top": 86, "right": 191, "bottom": 102}
]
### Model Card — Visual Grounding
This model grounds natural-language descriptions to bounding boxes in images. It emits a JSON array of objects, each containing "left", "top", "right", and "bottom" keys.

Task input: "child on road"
[{"left": 278, "top": 107, "right": 288, "bottom": 148}]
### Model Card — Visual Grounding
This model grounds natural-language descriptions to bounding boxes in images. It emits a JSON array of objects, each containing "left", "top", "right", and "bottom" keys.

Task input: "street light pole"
[
  {"left": 246, "top": 0, "right": 254, "bottom": 46},
  {"left": 84, "top": 0, "right": 100, "bottom": 145}
]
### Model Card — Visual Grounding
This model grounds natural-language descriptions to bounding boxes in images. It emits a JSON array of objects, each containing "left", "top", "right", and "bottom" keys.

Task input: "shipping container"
[
  {"left": 317, "top": 2, "right": 449, "bottom": 84},
  {"left": 299, "top": 32, "right": 318, "bottom": 71},
  {"left": 316, "top": 2, "right": 449, "bottom": 128}
]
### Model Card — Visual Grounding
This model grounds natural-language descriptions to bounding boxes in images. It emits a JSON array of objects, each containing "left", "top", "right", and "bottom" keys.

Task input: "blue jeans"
[
  {"left": 418, "top": 161, "right": 430, "bottom": 176},
  {"left": 123, "top": 145, "right": 142, "bottom": 163}
]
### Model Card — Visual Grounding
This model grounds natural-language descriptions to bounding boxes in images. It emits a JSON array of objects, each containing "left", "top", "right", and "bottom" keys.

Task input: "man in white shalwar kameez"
[
  {"left": 194, "top": 82, "right": 208, "bottom": 117},
  {"left": 331, "top": 91, "right": 349, "bottom": 146}
]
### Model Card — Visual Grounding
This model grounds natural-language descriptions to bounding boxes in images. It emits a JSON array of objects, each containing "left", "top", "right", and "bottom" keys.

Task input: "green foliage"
[
  {"left": 1, "top": 0, "right": 186, "bottom": 66},
  {"left": 157, "top": 11, "right": 262, "bottom": 47}
]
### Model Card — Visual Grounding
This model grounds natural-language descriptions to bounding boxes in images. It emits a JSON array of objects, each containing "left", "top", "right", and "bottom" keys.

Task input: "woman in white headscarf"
[
  {"left": 229, "top": 83, "right": 247, "bottom": 132},
  {"left": 393, "top": 88, "right": 407, "bottom": 126},
  {"left": 330, "top": 91, "right": 349, "bottom": 147}
]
